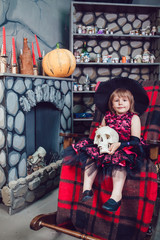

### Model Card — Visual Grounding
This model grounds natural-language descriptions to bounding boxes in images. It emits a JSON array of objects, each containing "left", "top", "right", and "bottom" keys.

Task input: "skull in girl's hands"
[{"left": 94, "top": 126, "right": 119, "bottom": 154}]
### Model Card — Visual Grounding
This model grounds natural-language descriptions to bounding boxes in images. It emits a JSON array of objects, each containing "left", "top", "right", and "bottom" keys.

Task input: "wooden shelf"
[
  {"left": 73, "top": 118, "right": 93, "bottom": 121},
  {"left": 76, "top": 62, "right": 160, "bottom": 66},
  {"left": 73, "top": 33, "right": 160, "bottom": 40},
  {"left": 73, "top": 91, "right": 95, "bottom": 93},
  {"left": 73, "top": 1, "right": 160, "bottom": 14}
]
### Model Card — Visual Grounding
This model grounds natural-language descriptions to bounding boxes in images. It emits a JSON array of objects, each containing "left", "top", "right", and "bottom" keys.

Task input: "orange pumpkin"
[{"left": 42, "top": 44, "right": 76, "bottom": 77}]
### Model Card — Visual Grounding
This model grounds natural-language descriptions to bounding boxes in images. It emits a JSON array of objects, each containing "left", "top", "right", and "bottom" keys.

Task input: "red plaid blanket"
[
  {"left": 56, "top": 79, "right": 159, "bottom": 240},
  {"left": 57, "top": 162, "right": 157, "bottom": 240},
  {"left": 140, "top": 80, "right": 160, "bottom": 163}
]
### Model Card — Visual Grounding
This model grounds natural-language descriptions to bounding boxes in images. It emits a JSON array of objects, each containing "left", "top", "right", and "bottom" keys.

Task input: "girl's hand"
[
  {"left": 96, "top": 125, "right": 104, "bottom": 130},
  {"left": 108, "top": 142, "right": 121, "bottom": 155}
]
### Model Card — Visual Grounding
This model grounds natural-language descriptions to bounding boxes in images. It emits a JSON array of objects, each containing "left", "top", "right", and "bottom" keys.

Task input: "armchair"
[{"left": 30, "top": 79, "right": 160, "bottom": 240}]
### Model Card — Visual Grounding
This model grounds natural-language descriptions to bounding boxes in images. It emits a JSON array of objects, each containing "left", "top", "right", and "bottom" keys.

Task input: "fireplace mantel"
[{"left": 0, "top": 73, "right": 74, "bottom": 81}]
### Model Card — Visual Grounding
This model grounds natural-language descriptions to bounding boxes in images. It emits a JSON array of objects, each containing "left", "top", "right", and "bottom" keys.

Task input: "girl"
[{"left": 63, "top": 77, "right": 149, "bottom": 212}]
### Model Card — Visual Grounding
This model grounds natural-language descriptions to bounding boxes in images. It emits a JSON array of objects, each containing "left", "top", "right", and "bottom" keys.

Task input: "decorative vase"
[{"left": 19, "top": 38, "right": 33, "bottom": 75}]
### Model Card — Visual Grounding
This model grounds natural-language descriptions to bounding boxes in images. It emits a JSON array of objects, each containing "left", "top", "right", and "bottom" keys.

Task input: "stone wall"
[
  {"left": 72, "top": 6, "right": 160, "bottom": 133},
  {"left": 0, "top": 0, "right": 72, "bottom": 63},
  {"left": 73, "top": 11, "right": 159, "bottom": 83}
]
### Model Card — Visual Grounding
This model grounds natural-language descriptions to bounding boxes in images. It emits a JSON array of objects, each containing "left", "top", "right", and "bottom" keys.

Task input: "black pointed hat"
[{"left": 94, "top": 77, "right": 149, "bottom": 115}]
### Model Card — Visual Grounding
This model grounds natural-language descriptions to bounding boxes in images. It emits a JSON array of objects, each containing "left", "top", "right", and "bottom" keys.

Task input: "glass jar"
[{"left": 77, "top": 25, "right": 82, "bottom": 34}]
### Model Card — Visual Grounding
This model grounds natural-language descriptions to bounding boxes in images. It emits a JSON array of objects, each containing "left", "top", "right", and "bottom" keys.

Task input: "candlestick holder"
[
  {"left": 0, "top": 55, "right": 8, "bottom": 73},
  {"left": 37, "top": 57, "right": 43, "bottom": 75},
  {"left": 33, "top": 65, "right": 38, "bottom": 75},
  {"left": 37, "top": 57, "right": 46, "bottom": 76},
  {"left": 42, "top": 68, "right": 46, "bottom": 76},
  {"left": 11, "top": 64, "right": 18, "bottom": 74},
  {"left": 42, "top": 50, "right": 46, "bottom": 76}
]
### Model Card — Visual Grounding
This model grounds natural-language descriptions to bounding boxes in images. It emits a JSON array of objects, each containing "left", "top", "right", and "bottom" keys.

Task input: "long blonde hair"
[{"left": 108, "top": 88, "right": 136, "bottom": 114}]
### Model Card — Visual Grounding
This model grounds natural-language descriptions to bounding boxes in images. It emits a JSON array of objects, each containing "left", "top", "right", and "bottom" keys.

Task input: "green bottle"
[
  {"left": 81, "top": 41, "right": 90, "bottom": 62},
  {"left": 81, "top": 41, "right": 87, "bottom": 54}
]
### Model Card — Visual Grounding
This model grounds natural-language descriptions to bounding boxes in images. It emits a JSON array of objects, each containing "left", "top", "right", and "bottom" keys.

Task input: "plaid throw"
[
  {"left": 140, "top": 80, "right": 160, "bottom": 163},
  {"left": 56, "top": 79, "right": 159, "bottom": 240},
  {"left": 57, "top": 162, "right": 157, "bottom": 240}
]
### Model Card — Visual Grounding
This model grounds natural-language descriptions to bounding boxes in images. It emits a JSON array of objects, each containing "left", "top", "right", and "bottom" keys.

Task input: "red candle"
[
  {"left": 2, "top": 26, "right": 6, "bottom": 55},
  {"left": 12, "top": 37, "right": 17, "bottom": 64},
  {"left": 35, "top": 34, "right": 42, "bottom": 58},
  {"left": 32, "top": 42, "right": 36, "bottom": 66}
]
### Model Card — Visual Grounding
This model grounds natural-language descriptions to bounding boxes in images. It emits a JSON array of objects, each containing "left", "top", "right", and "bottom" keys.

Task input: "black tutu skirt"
[{"left": 63, "top": 137, "right": 147, "bottom": 179}]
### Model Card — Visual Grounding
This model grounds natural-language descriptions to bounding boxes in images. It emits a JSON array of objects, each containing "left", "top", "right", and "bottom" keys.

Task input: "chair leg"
[
  {"left": 30, "top": 211, "right": 101, "bottom": 240},
  {"left": 30, "top": 212, "right": 57, "bottom": 230}
]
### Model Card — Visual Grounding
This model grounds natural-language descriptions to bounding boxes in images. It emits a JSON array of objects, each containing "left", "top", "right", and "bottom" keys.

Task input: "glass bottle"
[
  {"left": 19, "top": 38, "right": 33, "bottom": 75},
  {"left": 84, "top": 74, "right": 90, "bottom": 91},
  {"left": 81, "top": 41, "right": 87, "bottom": 54},
  {"left": 96, "top": 53, "right": 101, "bottom": 63},
  {"left": 81, "top": 41, "right": 90, "bottom": 62},
  {"left": 94, "top": 24, "right": 98, "bottom": 34}
]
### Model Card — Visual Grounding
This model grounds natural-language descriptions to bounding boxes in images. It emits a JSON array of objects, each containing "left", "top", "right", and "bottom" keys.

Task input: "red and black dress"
[{"left": 63, "top": 111, "right": 146, "bottom": 176}]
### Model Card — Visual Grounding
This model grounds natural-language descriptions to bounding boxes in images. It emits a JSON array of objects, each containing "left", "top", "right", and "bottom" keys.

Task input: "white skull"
[
  {"left": 94, "top": 126, "right": 119, "bottom": 154},
  {"left": 30, "top": 147, "right": 46, "bottom": 164}
]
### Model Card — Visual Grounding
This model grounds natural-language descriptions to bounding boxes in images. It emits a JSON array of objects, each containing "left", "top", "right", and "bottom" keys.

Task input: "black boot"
[
  {"left": 81, "top": 190, "right": 93, "bottom": 202},
  {"left": 102, "top": 198, "right": 121, "bottom": 212}
]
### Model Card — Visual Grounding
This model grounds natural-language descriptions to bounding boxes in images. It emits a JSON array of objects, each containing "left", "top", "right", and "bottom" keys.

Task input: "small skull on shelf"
[{"left": 94, "top": 126, "right": 119, "bottom": 154}]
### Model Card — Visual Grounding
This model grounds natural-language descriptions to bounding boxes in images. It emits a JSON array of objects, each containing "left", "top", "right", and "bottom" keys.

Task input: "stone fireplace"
[{"left": 0, "top": 73, "right": 73, "bottom": 214}]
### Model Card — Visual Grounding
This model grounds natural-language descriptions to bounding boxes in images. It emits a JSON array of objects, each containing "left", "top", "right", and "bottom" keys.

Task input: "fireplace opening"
[{"left": 26, "top": 102, "right": 60, "bottom": 172}]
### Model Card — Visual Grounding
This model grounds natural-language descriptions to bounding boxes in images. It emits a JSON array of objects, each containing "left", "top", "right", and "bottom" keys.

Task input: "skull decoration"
[
  {"left": 94, "top": 126, "right": 119, "bottom": 154},
  {"left": 28, "top": 146, "right": 46, "bottom": 165},
  {"left": 27, "top": 146, "right": 47, "bottom": 173}
]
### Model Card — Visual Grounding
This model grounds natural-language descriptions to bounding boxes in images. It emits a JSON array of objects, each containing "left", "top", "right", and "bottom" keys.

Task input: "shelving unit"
[{"left": 70, "top": 1, "right": 160, "bottom": 134}]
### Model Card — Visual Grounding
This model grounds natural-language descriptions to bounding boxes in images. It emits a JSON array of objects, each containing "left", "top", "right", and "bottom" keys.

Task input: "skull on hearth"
[
  {"left": 28, "top": 146, "right": 47, "bottom": 165},
  {"left": 94, "top": 126, "right": 119, "bottom": 154}
]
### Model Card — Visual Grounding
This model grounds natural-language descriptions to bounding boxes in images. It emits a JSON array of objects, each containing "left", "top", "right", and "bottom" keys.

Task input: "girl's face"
[{"left": 112, "top": 94, "right": 130, "bottom": 115}]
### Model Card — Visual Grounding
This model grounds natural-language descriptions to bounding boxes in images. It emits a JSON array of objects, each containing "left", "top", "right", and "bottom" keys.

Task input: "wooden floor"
[{"left": 0, "top": 187, "right": 159, "bottom": 240}]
